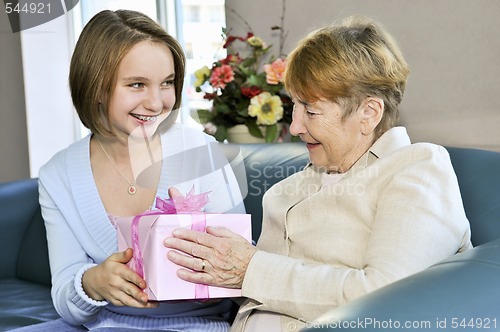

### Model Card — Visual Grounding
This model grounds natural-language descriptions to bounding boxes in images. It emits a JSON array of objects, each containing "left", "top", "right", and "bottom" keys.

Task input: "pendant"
[{"left": 128, "top": 185, "right": 137, "bottom": 195}]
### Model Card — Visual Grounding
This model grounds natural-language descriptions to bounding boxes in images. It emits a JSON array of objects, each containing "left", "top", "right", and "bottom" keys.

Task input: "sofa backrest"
[
  {"left": 239, "top": 143, "right": 309, "bottom": 240},
  {"left": 238, "top": 144, "right": 500, "bottom": 245},
  {"left": 447, "top": 146, "right": 500, "bottom": 246}
]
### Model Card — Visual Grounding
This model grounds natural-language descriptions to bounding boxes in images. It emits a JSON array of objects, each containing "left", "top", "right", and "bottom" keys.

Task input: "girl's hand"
[
  {"left": 164, "top": 226, "right": 257, "bottom": 289},
  {"left": 82, "top": 248, "right": 159, "bottom": 308}
]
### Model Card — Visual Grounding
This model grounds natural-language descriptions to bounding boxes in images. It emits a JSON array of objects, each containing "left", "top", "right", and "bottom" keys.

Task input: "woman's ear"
[{"left": 360, "top": 97, "right": 384, "bottom": 136}]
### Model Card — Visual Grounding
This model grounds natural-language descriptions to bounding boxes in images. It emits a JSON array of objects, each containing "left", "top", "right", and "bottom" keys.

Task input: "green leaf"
[
  {"left": 214, "top": 126, "right": 228, "bottom": 142},
  {"left": 241, "top": 57, "right": 257, "bottom": 67},
  {"left": 245, "top": 121, "right": 264, "bottom": 138},
  {"left": 192, "top": 109, "right": 212, "bottom": 124},
  {"left": 265, "top": 124, "right": 278, "bottom": 143},
  {"left": 248, "top": 74, "right": 266, "bottom": 87},
  {"left": 215, "top": 103, "right": 231, "bottom": 114}
]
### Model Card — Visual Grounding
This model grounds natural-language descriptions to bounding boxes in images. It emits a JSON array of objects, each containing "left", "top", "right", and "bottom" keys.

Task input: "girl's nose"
[{"left": 144, "top": 88, "right": 163, "bottom": 113}]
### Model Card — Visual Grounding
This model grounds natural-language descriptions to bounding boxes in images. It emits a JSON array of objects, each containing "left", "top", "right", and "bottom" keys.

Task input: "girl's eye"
[
  {"left": 162, "top": 80, "right": 174, "bottom": 87},
  {"left": 130, "top": 83, "right": 144, "bottom": 88}
]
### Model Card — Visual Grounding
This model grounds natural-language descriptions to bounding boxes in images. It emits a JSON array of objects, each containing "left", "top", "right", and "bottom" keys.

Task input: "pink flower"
[
  {"left": 209, "top": 64, "right": 235, "bottom": 89},
  {"left": 264, "top": 58, "right": 287, "bottom": 85}
]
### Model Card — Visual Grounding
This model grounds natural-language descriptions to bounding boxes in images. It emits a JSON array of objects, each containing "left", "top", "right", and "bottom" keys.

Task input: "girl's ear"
[{"left": 360, "top": 97, "right": 384, "bottom": 136}]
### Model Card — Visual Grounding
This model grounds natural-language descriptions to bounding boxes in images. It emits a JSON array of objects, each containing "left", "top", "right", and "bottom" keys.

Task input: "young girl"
[{"left": 34, "top": 9, "right": 244, "bottom": 331}]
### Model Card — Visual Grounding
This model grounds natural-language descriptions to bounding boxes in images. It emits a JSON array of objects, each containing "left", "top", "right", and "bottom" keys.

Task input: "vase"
[{"left": 226, "top": 124, "right": 283, "bottom": 144}]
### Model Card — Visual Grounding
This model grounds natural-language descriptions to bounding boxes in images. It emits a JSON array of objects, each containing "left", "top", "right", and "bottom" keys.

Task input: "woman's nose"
[{"left": 289, "top": 109, "right": 305, "bottom": 136}]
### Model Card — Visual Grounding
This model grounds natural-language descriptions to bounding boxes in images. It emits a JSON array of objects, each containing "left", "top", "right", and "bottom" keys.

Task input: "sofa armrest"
[
  {"left": 302, "top": 238, "right": 500, "bottom": 331},
  {"left": 0, "top": 178, "right": 51, "bottom": 286},
  {"left": 0, "top": 179, "right": 40, "bottom": 279}
]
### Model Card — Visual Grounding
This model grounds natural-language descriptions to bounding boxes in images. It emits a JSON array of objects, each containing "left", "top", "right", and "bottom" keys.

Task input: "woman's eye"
[
  {"left": 130, "top": 83, "right": 144, "bottom": 88},
  {"left": 305, "top": 106, "right": 316, "bottom": 116}
]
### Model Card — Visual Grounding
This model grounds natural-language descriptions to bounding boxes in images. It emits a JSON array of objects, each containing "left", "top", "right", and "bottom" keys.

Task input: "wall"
[
  {"left": 0, "top": 7, "right": 76, "bottom": 182},
  {"left": 226, "top": 0, "right": 500, "bottom": 151},
  {"left": 1, "top": 1, "right": 499, "bottom": 182},
  {"left": 0, "top": 10, "right": 30, "bottom": 182}
]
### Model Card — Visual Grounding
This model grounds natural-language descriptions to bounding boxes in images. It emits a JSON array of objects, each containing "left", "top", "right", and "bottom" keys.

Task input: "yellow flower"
[
  {"left": 248, "top": 92, "right": 283, "bottom": 125},
  {"left": 194, "top": 66, "right": 211, "bottom": 88},
  {"left": 247, "top": 36, "right": 266, "bottom": 49}
]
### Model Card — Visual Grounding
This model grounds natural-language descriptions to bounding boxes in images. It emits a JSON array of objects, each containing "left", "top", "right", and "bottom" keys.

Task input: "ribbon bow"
[
  {"left": 130, "top": 187, "right": 211, "bottom": 299},
  {"left": 155, "top": 187, "right": 210, "bottom": 213}
]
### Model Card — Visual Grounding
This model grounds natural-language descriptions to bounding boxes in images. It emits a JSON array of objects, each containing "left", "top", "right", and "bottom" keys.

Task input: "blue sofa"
[{"left": 1, "top": 143, "right": 499, "bottom": 331}]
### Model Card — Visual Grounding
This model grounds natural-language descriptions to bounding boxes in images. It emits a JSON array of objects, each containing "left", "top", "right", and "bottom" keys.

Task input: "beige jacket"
[{"left": 231, "top": 127, "right": 472, "bottom": 331}]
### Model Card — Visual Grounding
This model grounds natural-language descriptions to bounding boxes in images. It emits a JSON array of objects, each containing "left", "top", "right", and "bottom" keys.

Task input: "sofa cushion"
[{"left": 0, "top": 279, "right": 58, "bottom": 331}]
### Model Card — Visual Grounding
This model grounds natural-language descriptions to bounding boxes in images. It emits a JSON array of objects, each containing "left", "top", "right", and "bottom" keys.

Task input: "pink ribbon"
[
  {"left": 130, "top": 187, "right": 211, "bottom": 299},
  {"left": 190, "top": 213, "right": 209, "bottom": 299}
]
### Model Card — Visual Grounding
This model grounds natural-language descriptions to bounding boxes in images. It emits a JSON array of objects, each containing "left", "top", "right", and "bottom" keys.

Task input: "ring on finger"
[{"left": 201, "top": 259, "right": 206, "bottom": 271}]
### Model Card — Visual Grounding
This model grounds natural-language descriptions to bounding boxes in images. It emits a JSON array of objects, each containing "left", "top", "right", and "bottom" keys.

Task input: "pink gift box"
[{"left": 116, "top": 213, "right": 252, "bottom": 301}]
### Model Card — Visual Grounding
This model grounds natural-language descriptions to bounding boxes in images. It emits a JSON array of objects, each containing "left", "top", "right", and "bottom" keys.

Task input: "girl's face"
[{"left": 107, "top": 40, "right": 176, "bottom": 140}]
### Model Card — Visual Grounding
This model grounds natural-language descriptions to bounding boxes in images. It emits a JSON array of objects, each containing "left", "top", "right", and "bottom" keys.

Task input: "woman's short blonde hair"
[
  {"left": 284, "top": 15, "right": 409, "bottom": 138},
  {"left": 69, "top": 9, "right": 186, "bottom": 136}
]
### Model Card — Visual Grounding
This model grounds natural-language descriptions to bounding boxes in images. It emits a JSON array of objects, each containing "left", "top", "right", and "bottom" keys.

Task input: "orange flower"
[
  {"left": 209, "top": 65, "right": 234, "bottom": 89},
  {"left": 264, "top": 58, "right": 286, "bottom": 85}
]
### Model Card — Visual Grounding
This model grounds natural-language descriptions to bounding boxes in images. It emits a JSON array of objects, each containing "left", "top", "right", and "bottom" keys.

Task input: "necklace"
[{"left": 97, "top": 138, "right": 137, "bottom": 195}]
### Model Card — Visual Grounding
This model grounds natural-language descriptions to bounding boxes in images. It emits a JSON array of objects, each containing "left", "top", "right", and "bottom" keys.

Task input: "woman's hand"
[
  {"left": 82, "top": 248, "right": 159, "bottom": 308},
  {"left": 164, "top": 226, "right": 257, "bottom": 289}
]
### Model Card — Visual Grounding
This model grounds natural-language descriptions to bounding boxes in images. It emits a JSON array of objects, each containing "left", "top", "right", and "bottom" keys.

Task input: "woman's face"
[
  {"left": 107, "top": 40, "right": 176, "bottom": 140},
  {"left": 289, "top": 97, "right": 370, "bottom": 173}
]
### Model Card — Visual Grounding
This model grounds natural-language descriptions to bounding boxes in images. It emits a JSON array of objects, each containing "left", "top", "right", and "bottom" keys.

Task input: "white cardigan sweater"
[{"left": 39, "top": 124, "right": 245, "bottom": 329}]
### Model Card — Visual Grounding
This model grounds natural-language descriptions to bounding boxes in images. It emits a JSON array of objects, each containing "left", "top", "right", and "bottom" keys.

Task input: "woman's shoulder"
[
  {"left": 391, "top": 142, "right": 450, "bottom": 163},
  {"left": 373, "top": 127, "right": 450, "bottom": 165}
]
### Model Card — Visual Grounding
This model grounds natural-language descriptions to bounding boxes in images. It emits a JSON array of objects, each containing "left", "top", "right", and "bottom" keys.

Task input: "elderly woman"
[{"left": 164, "top": 15, "right": 472, "bottom": 331}]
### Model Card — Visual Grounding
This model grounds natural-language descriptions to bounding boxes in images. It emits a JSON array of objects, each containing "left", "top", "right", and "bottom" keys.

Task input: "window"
[{"left": 184, "top": 5, "right": 201, "bottom": 22}]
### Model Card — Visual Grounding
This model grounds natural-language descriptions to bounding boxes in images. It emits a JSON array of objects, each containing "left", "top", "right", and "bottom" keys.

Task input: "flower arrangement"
[{"left": 192, "top": 29, "right": 293, "bottom": 143}]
